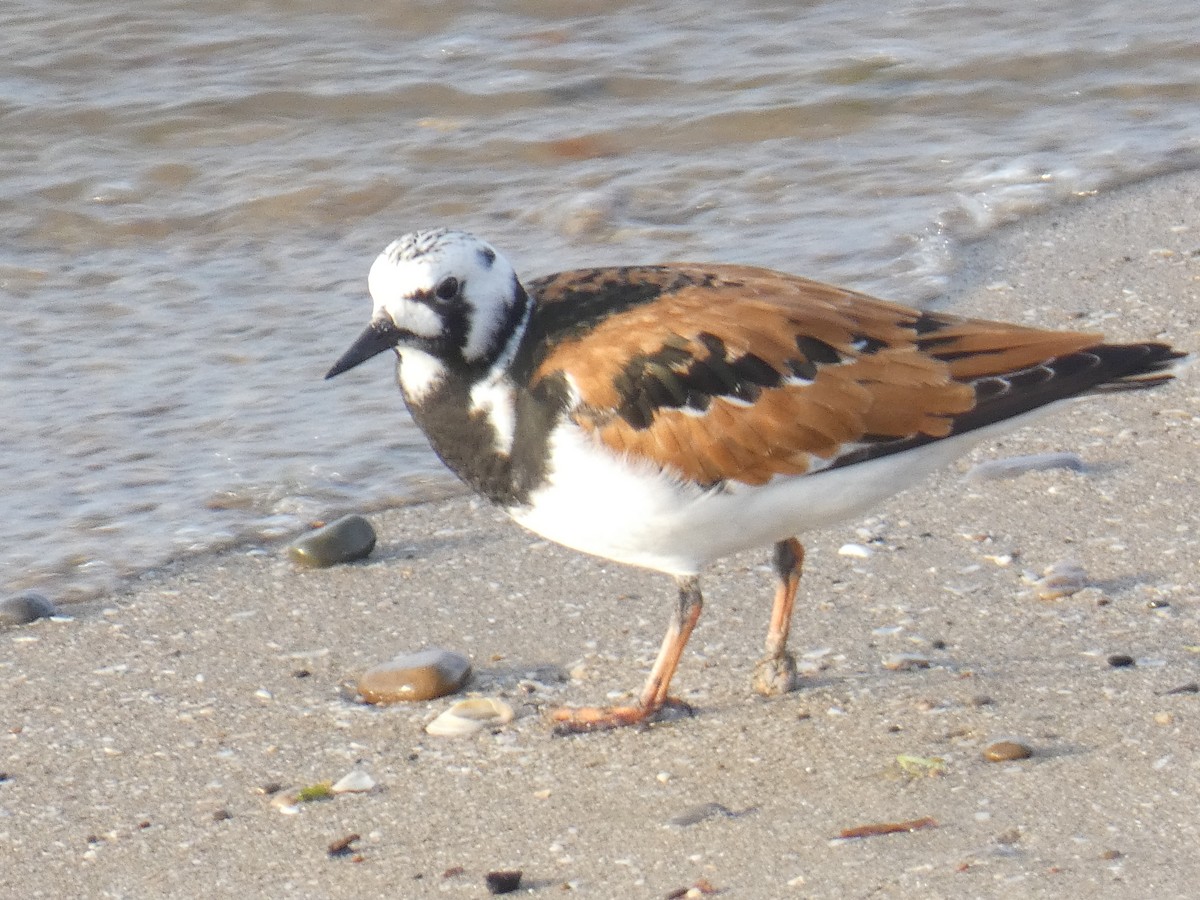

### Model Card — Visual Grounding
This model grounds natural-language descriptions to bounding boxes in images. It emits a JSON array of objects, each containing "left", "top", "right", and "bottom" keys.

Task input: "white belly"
[{"left": 509, "top": 420, "right": 1012, "bottom": 576}]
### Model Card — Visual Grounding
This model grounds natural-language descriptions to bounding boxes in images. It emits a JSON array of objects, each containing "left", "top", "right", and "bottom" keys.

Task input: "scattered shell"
[
  {"left": 485, "top": 870, "right": 523, "bottom": 895},
  {"left": 894, "top": 755, "right": 947, "bottom": 779},
  {"left": 426, "top": 698, "right": 514, "bottom": 737},
  {"left": 1030, "top": 560, "right": 1087, "bottom": 600},
  {"left": 965, "top": 452, "right": 1085, "bottom": 482},
  {"left": 838, "top": 543, "right": 873, "bottom": 559},
  {"left": 358, "top": 648, "right": 472, "bottom": 703},
  {"left": 664, "top": 802, "right": 756, "bottom": 828},
  {"left": 269, "top": 793, "right": 301, "bottom": 815},
  {"left": 287, "top": 515, "right": 376, "bottom": 567},
  {"left": 667, "top": 803, "right": 730, "bottom": 828},
  {"left": 882, "top": 653, "right": 931, "bottom": 671},
  {"left": 983, "top": 740, "right": 1033, "bottom": 762},
  {"left": 331, "top": 770, "right": 376, "bottom": 794},
  {"left": 0, "top": 591, "right": 57, "bottom": 627}
]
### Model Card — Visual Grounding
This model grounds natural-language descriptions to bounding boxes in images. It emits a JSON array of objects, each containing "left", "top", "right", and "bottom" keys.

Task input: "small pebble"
[
  {"left": 983, "top": 740, "right": 1033, "bottom": 762},
  {"left": 287, "top": 515, "right": 376, "bottom": 567},
  {"left": 358, "top": 648, "right": 472, "bottom": 703},
  {"left": 965, "top": 451, "right": 1085, "bottom": 482},
  {"left": 882, "top": 653, "right": 931, "bottom": 671},
  {"left": 484, "top": 870, "right": 523, "bottom": 895},
  {"left": 1030, "top": 560, "right": 1088, "bottom": 600},
  {"left": 666, "top": 803, "right": 735, "bottom": 828},
  {"left": 1153, "top": 712, "right": 1175, "bottom": 726},
  {"left": 1107, "top": 654, "right": 1136, "bottom": 668},
  {"left": 0, "top": 592, "right": 57, "bottom": 627},
  {"left": 426, "top": 698, "right": 514, "bottom": 737}
]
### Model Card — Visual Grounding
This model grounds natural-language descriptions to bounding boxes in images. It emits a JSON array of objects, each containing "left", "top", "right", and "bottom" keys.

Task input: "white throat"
[{"left": 396, "top": 348, "right": 448, "bottom": 402}]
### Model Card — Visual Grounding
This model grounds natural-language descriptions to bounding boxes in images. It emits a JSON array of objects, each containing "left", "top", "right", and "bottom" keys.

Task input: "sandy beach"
[{"left": 4, "top": 171, "right": 1198, "bottom": 899}]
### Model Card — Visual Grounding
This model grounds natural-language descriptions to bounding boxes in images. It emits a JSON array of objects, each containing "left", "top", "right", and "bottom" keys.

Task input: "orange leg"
[
  {"left": 552, "top": 576, "right": 703, "bottom": 734},
  {"left": 752, "top": 538, "right": 804, "bottom": 696}
]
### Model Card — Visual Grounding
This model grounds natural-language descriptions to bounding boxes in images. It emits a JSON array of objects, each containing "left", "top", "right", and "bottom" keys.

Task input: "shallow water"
[{"left": 2, "top": 0, "right": 1198, "bottom": 601}]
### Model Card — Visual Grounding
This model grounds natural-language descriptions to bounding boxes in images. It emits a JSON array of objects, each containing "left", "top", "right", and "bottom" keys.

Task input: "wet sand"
[{"left": 4, "top": 171, "right": 1198, "bottom": 899}]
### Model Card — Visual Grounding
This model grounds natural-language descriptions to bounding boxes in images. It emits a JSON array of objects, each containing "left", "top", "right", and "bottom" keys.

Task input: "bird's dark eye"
[{"left": 434, "top": 276, "right": 459, "bottom": 301}]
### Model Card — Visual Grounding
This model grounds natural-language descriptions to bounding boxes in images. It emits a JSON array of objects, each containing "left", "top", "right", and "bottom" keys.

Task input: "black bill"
[{"left": 325, "top": 319, "right": 402, "bottom": 379}]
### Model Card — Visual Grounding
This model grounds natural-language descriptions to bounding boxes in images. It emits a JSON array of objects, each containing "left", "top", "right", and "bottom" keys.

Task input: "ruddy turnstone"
[{"left": 326, "top": 228, "right": 1187, "bottom": 732}]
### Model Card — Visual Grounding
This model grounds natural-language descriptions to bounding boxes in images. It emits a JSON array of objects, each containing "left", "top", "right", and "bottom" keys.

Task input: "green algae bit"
[{"left": 295, "top": 782, "right": 334, "bottom": 803}]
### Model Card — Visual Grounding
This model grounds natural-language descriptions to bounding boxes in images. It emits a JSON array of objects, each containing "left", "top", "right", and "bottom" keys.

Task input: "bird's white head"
[{"left": 326, "top": 229, "right": 528, "bottom": 384}]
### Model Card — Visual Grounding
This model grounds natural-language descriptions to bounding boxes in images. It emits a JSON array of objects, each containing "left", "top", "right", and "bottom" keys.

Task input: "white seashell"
[
  {"left": 425, "top": 698, "right": 515, "bottom": 737},
  {"left": 331, "top": 770, "right": 377, "bottom": 794},
  {"left": 838, "top": 543, "right": 873, "bottom": 559}
]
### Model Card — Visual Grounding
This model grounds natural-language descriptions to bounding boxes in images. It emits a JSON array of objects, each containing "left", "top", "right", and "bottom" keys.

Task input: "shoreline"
[{"left": 4, "top": 170, "right": 1198, "bottom": 898}]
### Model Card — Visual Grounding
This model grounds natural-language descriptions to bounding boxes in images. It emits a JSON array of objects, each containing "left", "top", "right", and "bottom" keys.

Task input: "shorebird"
[{"left": 326, "top": 228, "right": 1186, "bottom": 732}]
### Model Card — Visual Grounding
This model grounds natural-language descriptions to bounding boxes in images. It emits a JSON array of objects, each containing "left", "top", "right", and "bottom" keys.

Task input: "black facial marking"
[{"left": 478, "top": 246, "right": 496, "bottom": 268}]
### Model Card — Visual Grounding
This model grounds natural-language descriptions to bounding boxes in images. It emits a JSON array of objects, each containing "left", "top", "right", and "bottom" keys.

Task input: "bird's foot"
[
  {"left": 752, "top": 651, "right": 799, "bottom": 696},
  {"left": 550, "top": 698, "right": 694, "bottom": 735}
]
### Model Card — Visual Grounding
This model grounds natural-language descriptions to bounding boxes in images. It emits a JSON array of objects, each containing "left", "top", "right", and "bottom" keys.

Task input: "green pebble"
[
  {"left": 287, "top": 515, "right": 376, "bottom": 567},
  {"left": 0, "top": 592, "right": 57, "bottom": 627}
]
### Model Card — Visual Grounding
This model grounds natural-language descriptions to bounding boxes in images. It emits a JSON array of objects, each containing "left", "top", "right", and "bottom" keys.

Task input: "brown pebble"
[
  {"left": 328, "top": 833, "right": 360, "bottom": 858},
  {"left": 1100, "top": 848, "right": 1122, "bottom": 860},
  {"left": 358, "top": 648, "right": 472, "bottom": 703},
  {"left": 212, "top": 809, "right": 233, "bottom": 822},
  {"left": 983, "top": 740, "right": 1033, "bottom": 762},
  {"left": 485, "top": 869, "right": 523, "bottom": 894},
  {"left": 1107, "top": 654, "right": 1136, "bottom": 668}
]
